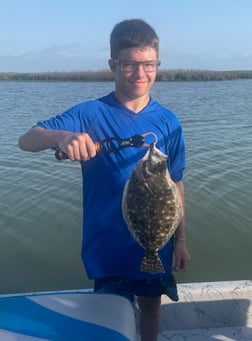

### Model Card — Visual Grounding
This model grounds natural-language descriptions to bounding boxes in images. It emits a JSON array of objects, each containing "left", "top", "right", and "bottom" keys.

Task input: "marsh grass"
[{"left": 1, "top": 69, "right": 252, "bottom": 82}]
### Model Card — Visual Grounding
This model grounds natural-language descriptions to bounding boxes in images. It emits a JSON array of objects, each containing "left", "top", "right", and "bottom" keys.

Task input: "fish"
[{"left": 122, "top": 142, "right": 183, "bottom": 274}]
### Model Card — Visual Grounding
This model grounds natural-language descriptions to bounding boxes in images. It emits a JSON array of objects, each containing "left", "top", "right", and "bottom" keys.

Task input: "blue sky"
[{"left": 1, "top": 0, "right": 252, "bottom": 72}]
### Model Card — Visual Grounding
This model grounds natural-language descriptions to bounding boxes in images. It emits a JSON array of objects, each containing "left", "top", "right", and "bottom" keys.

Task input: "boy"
[{"left": 19, "top": 19, "right": 191, "bottom": 341}]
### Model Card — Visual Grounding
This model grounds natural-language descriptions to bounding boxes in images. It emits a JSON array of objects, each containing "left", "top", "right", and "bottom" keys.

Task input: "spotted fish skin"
[{"left": 122, "top": 143, "right": 183, "bottom": 274}]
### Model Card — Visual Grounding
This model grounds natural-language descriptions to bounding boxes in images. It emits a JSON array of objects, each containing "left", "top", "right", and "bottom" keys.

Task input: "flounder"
[{"left": 122, "top": 142, "right": 183, "bottom": 274}]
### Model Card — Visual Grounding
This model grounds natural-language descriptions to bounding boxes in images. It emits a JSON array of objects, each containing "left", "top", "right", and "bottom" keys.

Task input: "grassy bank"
[{"left": 1, "top": 69, "right": 252, "bottom": 82}]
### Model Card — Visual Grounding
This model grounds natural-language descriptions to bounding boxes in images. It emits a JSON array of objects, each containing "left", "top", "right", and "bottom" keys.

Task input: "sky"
[{"left": 1, "top": 0, "right": 252, "bottom": 72}]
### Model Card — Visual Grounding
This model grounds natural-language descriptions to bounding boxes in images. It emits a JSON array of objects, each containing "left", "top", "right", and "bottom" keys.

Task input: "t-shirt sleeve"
[
  {"left": 35, "top": 103, "right": 85, "bottom": 133},
  {"left": 168, "top": 119, "right": 186, "bottom": 183}
]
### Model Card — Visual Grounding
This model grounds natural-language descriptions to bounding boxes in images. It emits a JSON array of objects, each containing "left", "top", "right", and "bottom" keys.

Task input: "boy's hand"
[
  {"left": 58, "top": 132, "right": 97, "bottom": 161},
  {"left": 173, "top": 240, "right": 191, "bottom": 272}
]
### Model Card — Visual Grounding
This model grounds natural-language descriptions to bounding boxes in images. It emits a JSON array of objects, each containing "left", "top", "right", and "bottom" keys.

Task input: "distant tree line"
[
  {"left": 156, "top": 69, "right": 252, "bottom": 81},
  {"left": 1, "top": 69, "right": 252, "bottom": 82},
  {"left": 0, "top": 70, "right": 113, "bottom": 82}
]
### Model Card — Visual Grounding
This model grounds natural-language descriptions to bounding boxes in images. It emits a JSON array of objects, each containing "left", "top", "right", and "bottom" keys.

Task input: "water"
[{"left": 1, "top": 80, "right": 252, "bottom": 294}]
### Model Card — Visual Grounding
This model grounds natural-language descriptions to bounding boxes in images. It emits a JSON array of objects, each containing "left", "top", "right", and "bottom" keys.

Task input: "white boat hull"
[
  {"left": 0, "top": 291, "right": 136, "bottom": 340},
  {"left": 1, "top": 280, "right": 251, "bottom": 340}
]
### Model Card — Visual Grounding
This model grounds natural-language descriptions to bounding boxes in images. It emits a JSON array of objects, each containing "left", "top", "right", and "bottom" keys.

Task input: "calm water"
[{"left": 1, "top": 80, "right": 252, "bottom": 294}]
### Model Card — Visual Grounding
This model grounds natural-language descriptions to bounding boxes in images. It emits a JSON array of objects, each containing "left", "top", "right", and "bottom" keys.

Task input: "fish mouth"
[
  {"left": 147, "top": 142, "right": 168, "bottom": 166},
  {"left": 146, "top": 142, "right": 156, "bottom": 166},
  {"left": 149, "top": 142, "right": 156, "bottom": 155}
]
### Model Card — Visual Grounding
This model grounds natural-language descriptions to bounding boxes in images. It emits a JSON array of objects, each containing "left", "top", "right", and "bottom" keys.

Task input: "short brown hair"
[{"left": 110, "top": 19, "right": 159, "bottom": 59}]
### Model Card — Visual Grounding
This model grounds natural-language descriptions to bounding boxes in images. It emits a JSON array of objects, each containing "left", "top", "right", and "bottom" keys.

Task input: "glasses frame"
[{"left": 112, "top": 59, "right": 161, "bottom": 73}]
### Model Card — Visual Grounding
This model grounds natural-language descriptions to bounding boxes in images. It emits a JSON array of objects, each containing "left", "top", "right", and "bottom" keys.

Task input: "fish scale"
[{"left": 122, "top": 142, "right": 183, "bottom": 274}]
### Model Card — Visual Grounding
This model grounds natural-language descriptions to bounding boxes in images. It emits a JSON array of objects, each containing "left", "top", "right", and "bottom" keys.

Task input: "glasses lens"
[
  {"left": 121, "top": 61, "right": 135, "bottom": 71},
  {"left": 143, "top": 62, "right": 156, "bottom": 72},
  {"left": 115, "top": 60, "right": 160, "bottom": 72}
]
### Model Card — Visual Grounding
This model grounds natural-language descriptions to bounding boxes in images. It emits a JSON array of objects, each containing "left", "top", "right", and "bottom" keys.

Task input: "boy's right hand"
[{"left": 58, "top": 132, "right": 97, "bottom": 161}]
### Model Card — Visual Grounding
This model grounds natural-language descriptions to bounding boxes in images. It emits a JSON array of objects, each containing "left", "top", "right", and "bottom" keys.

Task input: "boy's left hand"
[{"left": 173, "top": 241, "right": 191, "bottom": 272}]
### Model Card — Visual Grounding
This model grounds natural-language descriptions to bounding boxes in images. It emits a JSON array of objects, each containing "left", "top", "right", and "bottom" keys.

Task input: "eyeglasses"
[{"left": 112, "top": 59, "right": 161, "bottom": 72}]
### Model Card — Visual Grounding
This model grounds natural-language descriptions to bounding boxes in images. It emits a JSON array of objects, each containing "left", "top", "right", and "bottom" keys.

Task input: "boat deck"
[
  {"left": 137, "top": 280, "right": 252, "bottom": 341},
  {"left": 156, "top": 326, "right": 252, "bottom": 340}
]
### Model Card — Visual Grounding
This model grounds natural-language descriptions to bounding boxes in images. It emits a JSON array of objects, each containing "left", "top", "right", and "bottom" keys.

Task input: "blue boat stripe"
[{"left": 0, "top": 296, "right": 130, "bottom": 341}]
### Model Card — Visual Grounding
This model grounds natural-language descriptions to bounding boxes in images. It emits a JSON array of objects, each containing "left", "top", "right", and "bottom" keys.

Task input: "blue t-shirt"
[{"left": 37, "top": 92, "right": 185, "bottom": 280}]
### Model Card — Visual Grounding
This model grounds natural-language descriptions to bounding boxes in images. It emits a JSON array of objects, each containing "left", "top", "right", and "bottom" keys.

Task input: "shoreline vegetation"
[{"left": 0, "top": 69, "right": 252, "bottom": 82}]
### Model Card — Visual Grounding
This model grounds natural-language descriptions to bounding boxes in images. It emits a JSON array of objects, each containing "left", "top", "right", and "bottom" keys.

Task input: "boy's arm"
[
  {"left": 173, "top": 181, "right": 191, "bottom": 272},
  {"left": 19, "top": 126, "right": 96, "bottom": 161},
  {"left": 19, "top": 126, "right": 67, "bottom": 152}
]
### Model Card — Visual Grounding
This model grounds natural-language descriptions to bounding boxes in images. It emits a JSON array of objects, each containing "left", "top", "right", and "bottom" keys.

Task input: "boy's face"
[{"left": 109, "top": 46, "right": 158, "bottom": 103}]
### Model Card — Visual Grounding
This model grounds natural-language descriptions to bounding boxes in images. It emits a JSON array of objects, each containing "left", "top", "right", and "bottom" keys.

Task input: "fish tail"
[{"left": 140, "top": 252, "right": 166, "bottom": 274}]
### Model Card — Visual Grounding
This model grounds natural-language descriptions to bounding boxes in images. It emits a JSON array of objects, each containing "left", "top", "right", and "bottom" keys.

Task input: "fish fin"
[
  {"left": 121, "top": 180, "right": 129, "bottom": 222},
  {"left": 140, "top": 252, "right": 166, "bottom": 274}
]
